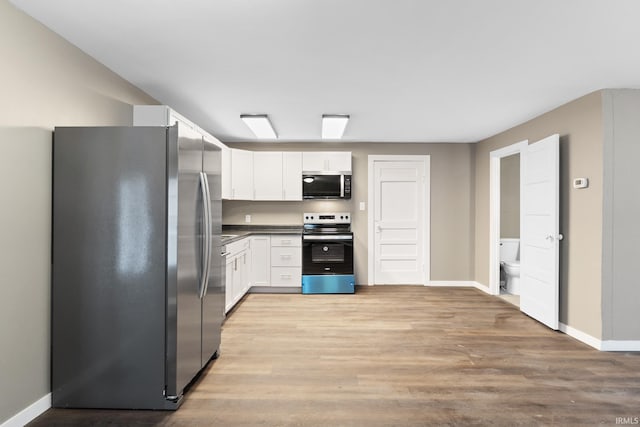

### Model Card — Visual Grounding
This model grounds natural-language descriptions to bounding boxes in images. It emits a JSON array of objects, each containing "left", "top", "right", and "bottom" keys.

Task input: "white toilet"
[{"left": 500, "top": 238, "right": 520, "bottom": 294}]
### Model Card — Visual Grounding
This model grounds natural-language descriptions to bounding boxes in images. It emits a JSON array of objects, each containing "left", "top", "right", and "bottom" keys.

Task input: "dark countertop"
[{"left": 221, "top": 225, "right": 302, "bottom": 244}]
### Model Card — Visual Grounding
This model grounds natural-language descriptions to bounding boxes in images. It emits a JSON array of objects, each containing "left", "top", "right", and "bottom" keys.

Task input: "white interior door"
[
  {"left": 520, "top": 134, "right": 561, "bottom": 329},
  {"left": 372, "top": 158, "right": 429, "bottom": 284}
]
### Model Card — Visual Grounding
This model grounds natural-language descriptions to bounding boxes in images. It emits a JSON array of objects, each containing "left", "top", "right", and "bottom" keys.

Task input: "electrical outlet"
[{"left": 245, "top": 214, "right": 251, "bottom": 223}]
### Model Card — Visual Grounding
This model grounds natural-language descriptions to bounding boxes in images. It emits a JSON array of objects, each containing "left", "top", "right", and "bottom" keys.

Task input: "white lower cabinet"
[
  {"left": 225, "top": 256, "right": 234, "bottom": 312},
  {"left": 225, "top": 233, "right": 302, "bottom": 314},
  {"left": 270, "top": 267, "right": 302, "bottom": 287},
  {"left": 270, "top": 234, "right": 301, "bottom": 287},
  {"left": 224, "top": 237, "right": 251, "bottom": 314},
  {"left": 251, "top": 235, "right": 271, "bottom": 287}
]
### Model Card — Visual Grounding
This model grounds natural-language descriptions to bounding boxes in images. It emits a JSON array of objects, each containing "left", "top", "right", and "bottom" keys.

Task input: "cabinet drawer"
[
  {"left": 270, "top": 247, "right": 301, "bottom": 267},
  {"left": 270, "top": 235, "right": 301, "bottom": 247},
  {"left": 270, "top": 267, "right": 302, "bottom": 287}
]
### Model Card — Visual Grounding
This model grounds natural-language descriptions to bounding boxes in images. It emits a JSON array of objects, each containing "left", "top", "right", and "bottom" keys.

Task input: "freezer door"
[
  {"left": 51, "top": 127, "right": 168, "bottom": 409},
  {"left": 165, "top": 124, "right": 205, "bottom": 398},
  {"left": 202, "top": 137, "right": 223, "bottom": 363}
]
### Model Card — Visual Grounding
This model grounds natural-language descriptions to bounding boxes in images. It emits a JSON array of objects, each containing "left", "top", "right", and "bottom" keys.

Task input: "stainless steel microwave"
[{"left": 302, "top": 174, "right": 351, "bottom": 199}]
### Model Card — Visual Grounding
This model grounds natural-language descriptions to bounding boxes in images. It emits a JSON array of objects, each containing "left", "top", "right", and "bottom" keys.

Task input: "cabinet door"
[
  {"left": 302, "top": 152, "right": 351, "bottom": 172},
  {"left": 327, "top": 152, "right": 352, "bottom": 172},
  {"left": 251, "top": 236, "right": 271, "bottom": 287},
  {"left": 203, "top": 134, "right": 231, "bottom": 200},
  {"left": 232, "top": 254, "right": 244, "bottom": 305},
  {"left": 302, "top": 152, "right": 326, "bottom": 172},
  {"left": 231, "top": 149, "right": 254, "bottom": 200},
  {"left": 254, "top": 152, "right": 283, "bottom": 200},
  {"left": 221, "top": 145, "right": 232, "bottom": 199},
  {"left": 242, "top": 249, "right": 251, "bottom": 293},
  {"left": 283, "top": 152, "right": 302, "bottom": 200},
  {"left": 225, "top": 257, "right": 234, "bottom": 313}
]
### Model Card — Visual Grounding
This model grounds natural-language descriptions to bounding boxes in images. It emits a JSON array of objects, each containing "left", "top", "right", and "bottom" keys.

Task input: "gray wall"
[
  {"left": 224, "top": 142, "right": 474, "bottom": 283},
  {"left": 601, "top": 89, "right": 640, "bottom": 341},
  {"left": 500, "top": 154, "right": 520, "bottom": 238},
  {"left": 0, "top": 1, "right": 156, "bottom": 423},
  {"left": 473, "top": 91, "right": 604, "bottom": 339}
]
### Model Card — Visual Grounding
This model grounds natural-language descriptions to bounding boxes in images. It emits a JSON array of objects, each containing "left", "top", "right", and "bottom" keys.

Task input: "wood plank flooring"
[{"left": 30, "top": 286, "right": 640, "bottom": 426}]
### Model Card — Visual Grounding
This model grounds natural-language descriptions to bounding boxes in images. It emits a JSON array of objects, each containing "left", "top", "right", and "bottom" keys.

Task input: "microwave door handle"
[{"left": 340, "top": 174, "right": 344, "bottom": 198}]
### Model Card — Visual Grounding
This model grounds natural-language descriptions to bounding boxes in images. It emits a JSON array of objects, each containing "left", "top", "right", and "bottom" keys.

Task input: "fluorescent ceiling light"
[
  {"left": 322, "top": 114, "right": 349, "bottom": 139},
  {"left": 240, "top": 114, "right": 277, "bottom": 139}
]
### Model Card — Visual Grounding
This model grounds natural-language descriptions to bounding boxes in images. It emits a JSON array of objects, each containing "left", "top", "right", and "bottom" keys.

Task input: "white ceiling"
[{"left": 11, "top": 0, "right": 640, "bottom": 143}]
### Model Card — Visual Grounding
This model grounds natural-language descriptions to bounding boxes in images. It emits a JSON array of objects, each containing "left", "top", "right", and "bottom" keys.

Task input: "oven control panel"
[{"left": 303, "top": 212, "right": 351, "bottom": 224}]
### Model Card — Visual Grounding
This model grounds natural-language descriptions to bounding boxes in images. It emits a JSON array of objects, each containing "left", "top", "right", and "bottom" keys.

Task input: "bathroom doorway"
[
  {"left": 498, "top": 153, "right": 521, "bottom": 306},
  {"left": 489, "top": 140, "right": 527, "bottom": 303}
]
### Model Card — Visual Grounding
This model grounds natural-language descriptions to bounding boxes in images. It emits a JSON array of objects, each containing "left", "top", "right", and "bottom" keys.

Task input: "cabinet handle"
[
  {"left": 243, "top": 253, "right": 247, "bottom": 264},
  {"left": 281, "top": 254, "right": 292, "bottom": 259},
  {"left": 281, "top": 239, "right": 291, "bottom": 244},
  {"left": 234, "top": 258, "right": 237, "bottom": 271},
  {"left": 281, "top": 274, "right": 291, "bottom": 279}
]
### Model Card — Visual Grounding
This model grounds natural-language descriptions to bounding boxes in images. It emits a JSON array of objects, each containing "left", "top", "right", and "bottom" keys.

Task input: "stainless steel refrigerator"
[{"left": 51, "top": 125, "right": 224, "bottom": 410}]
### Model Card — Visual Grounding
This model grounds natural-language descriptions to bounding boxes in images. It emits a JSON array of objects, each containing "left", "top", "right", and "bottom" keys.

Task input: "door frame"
[
  {"left": 489, "top": 140, "right": 528, "bottom": 295},
  {"left": 367, "top": 155, "right": 431, "bottom": 285}
]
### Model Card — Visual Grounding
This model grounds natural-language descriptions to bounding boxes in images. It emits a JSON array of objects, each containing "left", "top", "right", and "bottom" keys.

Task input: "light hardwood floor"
[{"left": 31, "top": 286, "right": 640, "bottom": 426}]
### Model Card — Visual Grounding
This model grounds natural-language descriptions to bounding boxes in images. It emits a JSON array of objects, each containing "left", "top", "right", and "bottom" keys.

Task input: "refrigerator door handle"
[
  {"left": 198, "top": 172, "right": 211, "bottom": 299},
  {"left": 202, "top": 172, "right": 213, "bottom": 297}
]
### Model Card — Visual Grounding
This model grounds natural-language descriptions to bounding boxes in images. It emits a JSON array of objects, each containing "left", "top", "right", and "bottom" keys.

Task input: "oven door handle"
[{"left": 303, "top": 235, "right": 353, "bottom": 241}]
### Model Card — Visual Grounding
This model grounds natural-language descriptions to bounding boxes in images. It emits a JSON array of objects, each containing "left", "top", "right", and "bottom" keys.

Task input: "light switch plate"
[
  {"left": 359, "top": 202, "right": 366, "bottom": 211},
  {"left": 245, "top": 214, "right": 251, "bottom": 223}
]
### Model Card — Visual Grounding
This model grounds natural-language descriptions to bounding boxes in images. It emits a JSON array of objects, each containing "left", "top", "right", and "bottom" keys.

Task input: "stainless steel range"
[{"left": 301, "top": 212, "right": 355, "bottom": 294}]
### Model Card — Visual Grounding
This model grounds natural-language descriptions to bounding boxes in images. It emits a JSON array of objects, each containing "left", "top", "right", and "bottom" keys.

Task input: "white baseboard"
[
  {"left": 425, "top": 280, "right": 470, "bottom": 287},
  {"left": 1, "top": 393, "right": 50, "bottom": 427},
  {"left": 424, "top": 281, "right": 492, "bottom": 294},
  {"left": 559, "top": 323, "right": 640, "bottom": 351},
  {"left": 559, "top": 322, "right": 602, "bottom": 350},
  {"left": 600, "top": 340, "right": 640, "bottom": 351},
  {"left": 471, "top": 281, "right": 492, "bottom": 294}
]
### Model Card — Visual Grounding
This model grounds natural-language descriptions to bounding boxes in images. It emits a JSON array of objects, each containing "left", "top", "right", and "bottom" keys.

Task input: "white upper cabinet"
[
  {"left": 133, "top": 105, "right": 192, "bottom": 129},
  {"left": 253, "top": 152, "right": 283, "bottom": 200},
  {"left": 252, "top": 151, "right": 302, "bottom": 201},
  {"left": 302, "top": 151, "right": 352, "bottom": 173},
  {"left": 133, "top": 105, "right": 233, "bottom": 199},
  {"left": 231, "top": 149, "right": 254, "bottom": 200},
  {"left": 203, "top": 135, "right": 231, "bottom": 200},
  {"left": 221, "top": 145, "right": 232, "bottom": 200},
  {"left": 283, "top": 152, "right": 302, "bottom": 200}
]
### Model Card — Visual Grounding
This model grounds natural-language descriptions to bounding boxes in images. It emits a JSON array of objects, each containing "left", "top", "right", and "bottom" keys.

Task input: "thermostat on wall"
[{"left": 573, "top": 178, "right": 589, "bottom": 189}]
